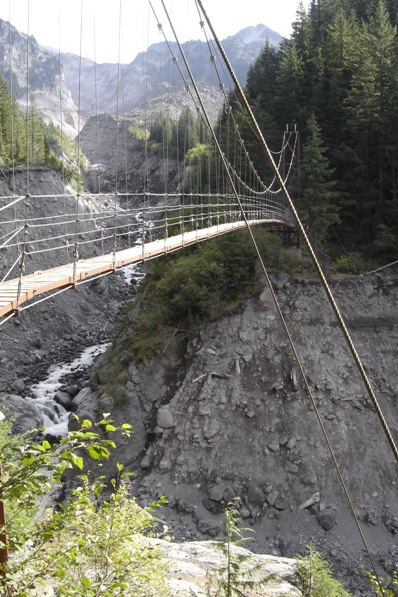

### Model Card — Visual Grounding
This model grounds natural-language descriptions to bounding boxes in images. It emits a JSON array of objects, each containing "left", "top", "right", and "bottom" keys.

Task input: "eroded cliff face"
[{"left": 79, "top": 271, "right": 398, "bottom": 594}]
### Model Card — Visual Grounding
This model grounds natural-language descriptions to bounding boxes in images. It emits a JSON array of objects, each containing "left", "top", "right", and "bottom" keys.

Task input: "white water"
[
  {"left": 29, "top": 343, "right": 110, "bottom": 438},
  {"left": 29, "top": 263, "right": 145, "bottom": 438}
]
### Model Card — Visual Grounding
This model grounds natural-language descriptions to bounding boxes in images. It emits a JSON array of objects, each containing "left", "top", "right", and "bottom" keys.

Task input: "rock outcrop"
[
  {"left": 159, "top": 539, "right": 300, "bottom": 596},
  {"left": 81, "top": 271, "right": 398, "bottom": 595}
]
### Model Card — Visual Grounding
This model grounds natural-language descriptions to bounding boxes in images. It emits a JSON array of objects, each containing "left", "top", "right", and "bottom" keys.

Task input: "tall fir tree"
[
  {"left": 297, "top": 113, "right": 339, "bottom": 247},
  {"left": 344, "top": 0, "right": 398, "bottom": 237}
]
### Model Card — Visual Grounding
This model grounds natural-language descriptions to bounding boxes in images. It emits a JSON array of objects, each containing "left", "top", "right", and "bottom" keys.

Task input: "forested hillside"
[
  {"left": 0, "top": 73, "right": 86, "bottom": 188},
  {"left": 235, "top": 0, "right": 398, "bottom": 259},
  {"left": 0, "top": 76, "right": 46, "bottom": 167}
]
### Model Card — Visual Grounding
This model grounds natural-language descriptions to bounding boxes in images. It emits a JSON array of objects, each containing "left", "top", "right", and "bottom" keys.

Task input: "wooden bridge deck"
[{"left": 0, "top": 218, "right": 285, "bottom": 317}]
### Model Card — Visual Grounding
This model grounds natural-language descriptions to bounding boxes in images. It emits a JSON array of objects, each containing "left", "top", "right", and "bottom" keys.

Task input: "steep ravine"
[
  {"left": 75, "top": 271, "right": 398, "bottom": 596},
  {"left": 0, "top": 167, "right": 397, "bottom": 593}
]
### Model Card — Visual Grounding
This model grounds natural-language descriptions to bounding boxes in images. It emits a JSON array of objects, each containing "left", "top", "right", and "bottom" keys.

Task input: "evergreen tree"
[
  {"left": 150, "top": 112, "right": 174, "bottom": 147},
  {"left": 175, "top": 107, "right": 198, "bottom": 161},
  {"left": 275, "top": 40, "right": 306, "bottom": 131},
  {"left": 344, "top": 0, "right": 398, "bottom": 237},
  {"left": 27, "top": 94, "right": 45, "bottom": 165},
  {"left": 298, "top": 113, "right": 340, "bottom": 247},
  {"left": 323, "top": 8, "right": 358, "bottom": 143},
  {"left": 245, "top": 40, "right": 280, "bottom": 150},
  {"left": 0, "top": 75, "right": 12, "bottom": 165}
]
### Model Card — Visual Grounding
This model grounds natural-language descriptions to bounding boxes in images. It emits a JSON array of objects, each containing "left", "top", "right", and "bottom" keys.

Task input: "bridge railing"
[{"left": 0, "top": 189, "right": 290, "bottom": 285}]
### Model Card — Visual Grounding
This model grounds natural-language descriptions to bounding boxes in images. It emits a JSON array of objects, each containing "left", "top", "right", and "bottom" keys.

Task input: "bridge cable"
[
  {"left": 194, "top": 10, "right": 294, "bottom": 195},
  {"left": 160, "top": 0, "right": 384, "bottom": 585},
  {"left": 7, "top": 2, "right": 20, "bottom": 285},
  {"left": 16, "top": 1, "right": 32, "bottom": 312},
  {"left": 24, "top": 0, "right": 30, "bottom": 195},
  {"left": 196, "top": 0, "right": 398, "bottom": 468},
  {"left": 72, "top": 0, "right": 85, "bottom": 286},
  {"left": 93, "top": 6, "right": 101, "bottom": 194},
  {"left": 112, "top": 0, "right": 124, "bottom": 270},
  {"left": 7, "top": 8, "right": 15, "bottom": 196},
  {"left": 57, "top": 0, "right": 71, "bottom": 263}
]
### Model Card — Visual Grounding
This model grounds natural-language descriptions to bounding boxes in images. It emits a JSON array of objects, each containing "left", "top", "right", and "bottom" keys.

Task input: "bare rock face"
[
  {"left": 158, "top": 538, "right": 301, "bottom": 596},
  {"left": 77, "top": 113, "right": 182, "bottom": 194},
  {"left": 0, "top": 393, "right": 43, "bottom": 433},
  {"left": 82, "top": 271, "right": 398, "bottom": 594}
]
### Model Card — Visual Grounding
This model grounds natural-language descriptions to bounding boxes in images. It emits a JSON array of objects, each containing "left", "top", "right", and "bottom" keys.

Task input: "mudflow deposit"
[{"left": 0, "top": 169, "right": 397, "bottom": 596}]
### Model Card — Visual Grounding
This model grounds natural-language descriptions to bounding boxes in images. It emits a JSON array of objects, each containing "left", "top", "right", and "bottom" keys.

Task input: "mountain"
[
  {"left": 0, "top": 19, "right": 282, "bottom": 137},
  {"left": 0, "top": 19, "right": 78, "bottom": 137},
  {"left": 57, "top": 23, "right": 281, "bottom": 116}
]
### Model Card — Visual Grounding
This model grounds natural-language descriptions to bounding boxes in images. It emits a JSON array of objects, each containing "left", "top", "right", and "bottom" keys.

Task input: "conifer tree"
[
  {"left": 298, "top": 113, "right": 339, "bottom": 247},
  {"left": 275, "top": 40, "right": 306, "bottom": 131},
  {"left": 344, "top": 0, "right": 398, "bottom": 234},
  {"left": 27, "top": 93, "right": 45, "bottom": 165},
  {"left": 245, "top": 40, "right": 280, "bottom": 151}
]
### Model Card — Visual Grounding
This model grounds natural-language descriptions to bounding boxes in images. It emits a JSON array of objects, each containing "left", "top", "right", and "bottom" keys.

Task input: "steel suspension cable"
[
  {"left": 160, "top": 0, "right": 384, "bottom": 586},
  {"left": 196, "top": 0, "right": 398, "bottom": 468},
  {"left": 112, "top": 0, "right": 123, "bottom": 269},
  {"left": 93, "top": 6, "right": 101, "bottom": 194},
  {"left": 24, "top": 1, "right": 30, "bottom": 194},
  {"left": 196, "top": 14, "right": 294, "bottom": 195}
]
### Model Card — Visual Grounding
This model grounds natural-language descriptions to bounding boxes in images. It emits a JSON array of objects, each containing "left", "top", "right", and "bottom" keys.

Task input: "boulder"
[{"left": 0, "top": 393, "right": 43, "bottom": 433}]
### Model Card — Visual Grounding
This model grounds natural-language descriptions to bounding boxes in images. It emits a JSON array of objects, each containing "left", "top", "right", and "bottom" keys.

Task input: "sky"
[{"left": 0, "top": 0, "right": 305, "bottom": 64}]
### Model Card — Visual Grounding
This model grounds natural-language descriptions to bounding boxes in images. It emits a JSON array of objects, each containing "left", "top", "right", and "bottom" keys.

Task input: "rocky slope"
[
  {"left": 0, "top": 166, "right": 139, "bottom": 415},
  {"left": 0, "top": 20, "right": 78, "bottom": 136},
  {"left": 77, "top": 113, "right": 183, "bottom": 194},
  {"left": 70, "top": 270, "right": 398, "bottom": 596}
]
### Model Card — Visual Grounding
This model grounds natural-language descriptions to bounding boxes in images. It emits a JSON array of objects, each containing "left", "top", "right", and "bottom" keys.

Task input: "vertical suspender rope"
[
  {"left": 25, "top": 1, "right": 30, "bottom": 194},
  {"left": 16, "top": 194, "right": 29, "bottom": 312},
  {"left": 93, "top": 9, "right": 101, "bottom": 194},
  {"left": 112, "top": 0, "right": 123, "bottom": 272},
  {"left": 196, "top": 0, "right": 398, "bottom": 467},
  {"left": 16, "top": 1, "right": 32, "bottom": 312},
  {"left": 142, "top": 7, "right": 152, "bottom": 264},
  {"left": 7, "top": 9, "right": 15, "bottom": 196},
  {"left": 73, "top": 0, "right": 84, "bottom": 286},
  {"left": 7, "top": 4, "right": 18, "bottom": 289},
  {"left": 57, "top": 0, "right": 70, "bottom": 262}
]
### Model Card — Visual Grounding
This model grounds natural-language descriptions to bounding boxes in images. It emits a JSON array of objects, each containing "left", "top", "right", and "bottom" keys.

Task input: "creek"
[{"left": 26, "top": 263, "right": 145, "bottom": 439}]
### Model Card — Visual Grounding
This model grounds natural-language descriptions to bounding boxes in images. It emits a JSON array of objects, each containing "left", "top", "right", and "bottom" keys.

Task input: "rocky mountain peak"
[
  {"left": 226, "top": 23, "right": 282, "bottom": 45},
  {"left": 0, "top": 17, "right": 282, "bottom": 138}
]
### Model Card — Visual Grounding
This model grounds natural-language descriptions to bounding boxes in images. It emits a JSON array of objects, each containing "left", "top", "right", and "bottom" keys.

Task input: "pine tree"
[
  {"left": 27, "top": 94, "right": 45, "bottom": 165},
  {"left": 323, "top": 7, "right": 358, "bottom": 143},
  {"left": 275, "top": 40, "right": 306, "bottom": 130},
  {"left": 245, "top": 40, "right": 280, "bottom": 150},
  {"left": 298, "top": 113, "right": 339, "bottom": 247},
  {"left": 344, "top": 0, "right": 398, "bottom": 234},
  {"left": 175, "top": 107, "right": 198, "bottom": 161}
]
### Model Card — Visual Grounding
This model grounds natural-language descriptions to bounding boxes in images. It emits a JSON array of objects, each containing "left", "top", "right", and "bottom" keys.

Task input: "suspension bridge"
[
  {"left": 0, "top": 0, "right": 298, "bottom": 321},
  {"left": 1, "top": 3, "right": 398, "bottom": 587}
]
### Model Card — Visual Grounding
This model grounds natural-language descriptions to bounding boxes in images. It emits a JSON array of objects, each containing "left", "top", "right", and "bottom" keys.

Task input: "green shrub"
[
  {"left": 333, "top": 252, "right": 366, "bottom": 274},
  {"left": 124, "top": 229, "right": 299, "bottom": 362},
  {"left": 0, "top": 413, "right": 170, "bottom": 596},
  {"left": 208, "top": 500, "right": 274, "bottom": 596},
  {"left": 296, "top": 546, "right": 353, "bottom": 597},
  {"left": 367, "top": 571, "right": 398, "bottom": 596}
]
